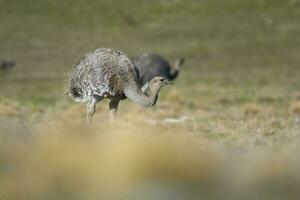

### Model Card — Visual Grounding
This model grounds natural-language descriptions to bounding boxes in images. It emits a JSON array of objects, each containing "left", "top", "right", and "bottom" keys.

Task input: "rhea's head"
[{"left": 149, "top": 76, "right": 172, "bottom": 92}]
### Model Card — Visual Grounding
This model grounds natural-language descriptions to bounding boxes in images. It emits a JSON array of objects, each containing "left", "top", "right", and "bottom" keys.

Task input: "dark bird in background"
[
  {"left": 0, "top": 59, "right": 15, "bottom": 72},
  {"left": 131, "top": 53, "right": 185, "bottom": 86},
  {"left": 68, "top": 48, "right": 172, "bottom": 124}
]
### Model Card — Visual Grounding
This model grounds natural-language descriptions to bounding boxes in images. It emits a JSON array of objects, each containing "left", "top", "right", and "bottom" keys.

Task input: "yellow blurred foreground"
[{"left": 1, "top": 120, "right": 300, "bottom": 200}]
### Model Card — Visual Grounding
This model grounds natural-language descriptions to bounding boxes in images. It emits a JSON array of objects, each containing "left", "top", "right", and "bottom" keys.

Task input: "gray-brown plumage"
[
  {"left": 68, "top": 48, "right": 172, "bottom": 123},
  {"left": 131, "top": 53, "right": 184, "bottom": 85}
]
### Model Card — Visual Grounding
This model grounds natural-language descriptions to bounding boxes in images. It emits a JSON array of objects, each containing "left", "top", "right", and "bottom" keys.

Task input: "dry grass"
[
  {"left": 289, "top": 100, "right": 300, "bottom": 114},
  {"left": 0, "top": 101, "right": 21, "bottom": 117},
  {"left": 243, "top": 103, "right": 262, "bottom": 116}
]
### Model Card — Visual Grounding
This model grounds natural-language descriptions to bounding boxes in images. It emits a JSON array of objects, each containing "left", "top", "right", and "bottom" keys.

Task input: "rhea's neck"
[{"left": 124, "top": 85, "right": 161, "bottom": 107}]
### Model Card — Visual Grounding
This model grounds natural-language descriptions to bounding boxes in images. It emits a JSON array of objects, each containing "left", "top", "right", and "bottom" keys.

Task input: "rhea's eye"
[{"left": 160, "top": 78, "right": 164, "bottom": 81}]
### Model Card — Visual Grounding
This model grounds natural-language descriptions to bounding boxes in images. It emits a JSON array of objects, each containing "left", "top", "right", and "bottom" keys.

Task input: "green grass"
[{"left": 1, "top": 0, "right": 300, "bottom": 199}]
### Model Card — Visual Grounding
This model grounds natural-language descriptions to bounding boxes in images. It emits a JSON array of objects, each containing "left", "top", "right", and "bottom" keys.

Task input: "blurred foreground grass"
[
  {"left": 1, "top": 0, "right": 300, "bottom": 199},
  {"left": 1, "top": 119, "right": 300, "bottom": 200}
]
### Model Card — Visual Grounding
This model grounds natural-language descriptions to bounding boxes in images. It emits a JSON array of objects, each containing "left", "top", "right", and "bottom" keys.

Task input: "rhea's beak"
[{"left": 163, "top": 80, "right": 173, "bottom": 86}]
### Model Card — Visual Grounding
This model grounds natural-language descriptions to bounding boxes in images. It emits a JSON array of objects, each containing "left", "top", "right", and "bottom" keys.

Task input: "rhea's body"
[{"left": 69, "top": 48, "right": 139, "bottom": 102}]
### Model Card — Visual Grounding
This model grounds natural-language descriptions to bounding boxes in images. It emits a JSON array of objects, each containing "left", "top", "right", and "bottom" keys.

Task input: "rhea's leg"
[
  {"left": 86, "top": 98, "right": 97, "bottom": 125},
  {"left": 109, "top": 100, "right": 119, "bottom": 124}
]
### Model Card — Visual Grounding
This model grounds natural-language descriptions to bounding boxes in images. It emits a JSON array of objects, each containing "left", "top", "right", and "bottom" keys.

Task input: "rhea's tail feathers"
[
  {"left": 68, "top": 85, "right": 86, "bottom": 102},
  {"left": 65, "top": 78, "right": 85, "bottom": 102}
]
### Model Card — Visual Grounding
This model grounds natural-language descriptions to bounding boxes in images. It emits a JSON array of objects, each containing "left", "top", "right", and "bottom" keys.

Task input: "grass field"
[{"left": 1, "top": 0, "right": 300, "bottom": 199}]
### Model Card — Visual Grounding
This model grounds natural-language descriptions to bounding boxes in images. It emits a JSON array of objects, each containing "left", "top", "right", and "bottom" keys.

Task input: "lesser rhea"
[
  {"left": 131, "top": 53, "right": 184, "bottom": 85},
  {"left": 68, "top": 48, "right": 172, "bottom": 124}
]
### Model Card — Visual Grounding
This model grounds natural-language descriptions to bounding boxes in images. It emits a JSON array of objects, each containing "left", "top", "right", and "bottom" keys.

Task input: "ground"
[{"left": 1, "top": 0, "right": 300, "bottom": 199}]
